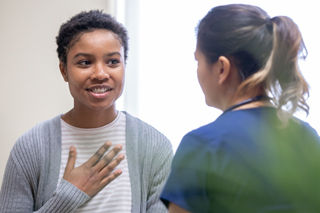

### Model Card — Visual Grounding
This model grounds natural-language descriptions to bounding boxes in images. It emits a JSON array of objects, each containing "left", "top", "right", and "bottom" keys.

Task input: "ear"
[
  {"left": 216, "top": 56, "right": 231, "bottom": 85},
  {"left": 59, "top": 62, "right": 68, "bottom": 82}
]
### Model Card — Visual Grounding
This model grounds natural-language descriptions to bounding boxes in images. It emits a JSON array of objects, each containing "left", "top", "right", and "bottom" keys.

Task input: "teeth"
[{"left": 91, "top": 88, "right": 109, "bottom": 93}]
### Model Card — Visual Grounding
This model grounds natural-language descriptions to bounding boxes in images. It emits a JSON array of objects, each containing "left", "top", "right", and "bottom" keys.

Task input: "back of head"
[
  {"left": 197, "top": 4, "right": 309, "bottom": 120},
  {"left": 56, "top": 10, "right": 128, "bottom": 65}
]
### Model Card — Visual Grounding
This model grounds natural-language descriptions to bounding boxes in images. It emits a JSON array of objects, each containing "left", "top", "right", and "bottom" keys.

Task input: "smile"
[{"left": 86, "top": 86, "right": 112, "bottom": 94}]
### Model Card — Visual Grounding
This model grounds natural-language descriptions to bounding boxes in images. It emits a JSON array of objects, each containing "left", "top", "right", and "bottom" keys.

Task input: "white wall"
[
  {"left": 135, "top": 0, "right": 320, "bottom": 152},
  {"left": 0, "top": 0, "right": 117, "bottom": 185}
]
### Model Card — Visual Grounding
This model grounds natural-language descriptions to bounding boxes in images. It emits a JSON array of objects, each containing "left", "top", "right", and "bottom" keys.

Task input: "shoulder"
[
  {"left": 175, "top": 109, "right": 266, "bottom": 157},
  {"left": 179, "top": 117, "right": 228, "bottom": 150},
  {"left": 172, "top": 124, "right": 220, "bottom": 173},
  {"left": 16, "top": 115, "right": 60, "bottom": 143},
  {"left": 185, "top": 108, "right": 260, "bottom": 139},
  {"left": 13, "top": 115, "right": 61, "bottom": 158},
  {"left": 123, "top": 111, "right": 172, "bottom": 150},
  {"left": 288, "top": 116, "right": 320, "bottom": 142},
  {"left": 124, "top": 111, "right": 166, "bottom": 135},
  {"left": 6, "top": 115, "right": 60, "bottom": 178}
]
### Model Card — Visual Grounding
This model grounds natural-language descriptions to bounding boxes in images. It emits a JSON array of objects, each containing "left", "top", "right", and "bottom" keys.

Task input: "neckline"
[
  {"left": 60, "top": 111, "right": 122, "bottom": 130},
  {"left": 223, "top": 95, "right": 270, "bottom": 114}
]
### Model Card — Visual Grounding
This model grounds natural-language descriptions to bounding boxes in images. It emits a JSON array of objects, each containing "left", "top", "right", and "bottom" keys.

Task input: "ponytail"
[
  {"left": 237, "top": 16, "right": 309, "bottom": 121},
  {"left": 268, "top": 16, "right": 309, "bottom": 117}
]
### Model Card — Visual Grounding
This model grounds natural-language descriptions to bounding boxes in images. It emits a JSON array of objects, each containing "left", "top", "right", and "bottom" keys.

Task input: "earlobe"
[
  {"left": 59, "top": 62, "right": 68, "bottom": 82},
  {"left": 217, "top": 56, "right": 231, "bottom": 85}
]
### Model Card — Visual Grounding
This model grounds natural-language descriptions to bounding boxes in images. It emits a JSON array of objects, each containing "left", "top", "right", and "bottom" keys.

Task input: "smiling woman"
[
  {"left": 0, "top": 10, "right": 173, "bottom": 213},
  {"left": 59, "top": 29, "right": 125, "bottom": 127}
]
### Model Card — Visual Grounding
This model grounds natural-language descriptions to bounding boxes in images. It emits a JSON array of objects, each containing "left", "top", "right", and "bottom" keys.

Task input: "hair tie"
[{"left": 265, "top": 17, "right": 273, "bottom": 32}]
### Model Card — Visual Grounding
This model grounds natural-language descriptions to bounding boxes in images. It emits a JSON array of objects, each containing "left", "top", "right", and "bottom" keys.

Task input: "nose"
[{"left": 91, "top": 64, "right": 110, "bottom": 81}]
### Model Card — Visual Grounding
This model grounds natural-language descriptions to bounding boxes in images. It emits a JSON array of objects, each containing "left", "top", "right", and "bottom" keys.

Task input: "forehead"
[
  {"left": 68, "top": 29, "right": 123, "bottom": 54},
  {"left": 81, "top": 29, "right": 117, "bottom": 39}
]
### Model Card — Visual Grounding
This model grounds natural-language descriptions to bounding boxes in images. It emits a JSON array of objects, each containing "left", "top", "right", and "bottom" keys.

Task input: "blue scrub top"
[{"left": 161, "top": 107, "right": 320, "bottom": 212}]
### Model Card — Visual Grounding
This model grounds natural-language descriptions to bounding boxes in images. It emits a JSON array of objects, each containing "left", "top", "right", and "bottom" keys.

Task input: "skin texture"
[
  {"left": 195, "top": 46, "right": 268, "bottom": 112},
  {"left": 59, "top": 29, "right": 126, "bottom": 197},
  {"left": 60, "top": 29, "right": 125, "bottom": 128},
  {"left": 195, "top": 46, "right": 239, "bottom": 110},
  {"left": 63, "top": 142, "right": 124, "bottom": 197}
]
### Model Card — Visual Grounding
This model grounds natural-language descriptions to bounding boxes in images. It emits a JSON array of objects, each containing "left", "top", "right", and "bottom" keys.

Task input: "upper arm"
[
  {"left": 0, "top": 148, "right": 35, "bottom": 212},
  {"left": 0, "top": 135, "right": 89, "bottom": 213},
  {"left": 160, "top": 133, "right": 211, "bottom": 212}
]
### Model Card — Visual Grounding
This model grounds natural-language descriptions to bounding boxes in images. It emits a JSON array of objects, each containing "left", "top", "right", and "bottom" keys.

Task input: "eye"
[
  {"left": 77, "top": 60, "right": 91, "bottom": 67},
  {"left": 107, "top": 59, "right": 120, "bottom": 66}
]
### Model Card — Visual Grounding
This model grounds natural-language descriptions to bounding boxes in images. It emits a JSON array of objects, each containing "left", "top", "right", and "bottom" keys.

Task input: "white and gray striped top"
[{"left": 59, "top": 111, "right": 132, "bottom": 212}]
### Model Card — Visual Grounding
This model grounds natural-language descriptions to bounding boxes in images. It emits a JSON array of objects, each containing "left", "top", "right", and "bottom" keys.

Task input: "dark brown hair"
[
  {"left": 197, "top": 4, "right": 309, "bottom": 118},
  {"left": 56, "top": 10, "right": 128, "bottom": 65}
]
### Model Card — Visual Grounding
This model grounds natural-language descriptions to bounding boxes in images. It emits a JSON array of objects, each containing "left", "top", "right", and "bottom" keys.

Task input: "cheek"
[
  {"left": 115, "top": 67, "right": 125, "bottom": 81},
  {"left": 68, "top": 74, "right": 84, "bottom": 88},
  {"left": 113, "top": 68, "right": 125, "bottom": 92},
  {"left": 66, "top": 74, "right": 90, "bottom": 97},
  {"left": 67, "top": 66, "right": 90, "bottom": 83},
  {"left": 197, "top": 66, "right": 206, "bottom": 89},
  {"left": 197, "top": 66, "right": 216, "bottom": 104}
]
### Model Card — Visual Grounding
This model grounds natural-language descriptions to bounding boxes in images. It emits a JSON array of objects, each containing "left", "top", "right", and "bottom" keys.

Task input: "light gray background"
[{"left": 0, "top": 0, "right": 122, "bottom": 185}]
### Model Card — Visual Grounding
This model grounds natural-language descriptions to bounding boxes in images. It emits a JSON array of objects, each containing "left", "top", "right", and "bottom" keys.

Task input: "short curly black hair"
[{"left": 56, "top": 10, "right": 128, "bottom": 64}]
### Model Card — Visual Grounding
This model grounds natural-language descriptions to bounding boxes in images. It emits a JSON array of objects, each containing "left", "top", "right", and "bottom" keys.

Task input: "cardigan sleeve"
[
  {"left": 35, "top": 179, "right": 90, "bottom": 213},
  {"left": 0, "top": 133, "right": 90, "bottom": 212},
  {"left": 146, "top": 131, "right": 173, "bottom": 213}
]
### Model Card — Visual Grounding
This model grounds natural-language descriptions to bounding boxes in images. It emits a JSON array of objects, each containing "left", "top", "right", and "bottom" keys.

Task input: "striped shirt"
[{"left": 58, "top": 111, "right": 132, "bottom": 213}]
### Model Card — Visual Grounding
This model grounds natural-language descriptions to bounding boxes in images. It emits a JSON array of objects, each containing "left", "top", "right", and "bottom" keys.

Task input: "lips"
[
  {"left": 86, "top": 85, "right": 112, "bottom": 94},
  {"left": 86, "top": 85, "right": 113, "bottom": 99}
]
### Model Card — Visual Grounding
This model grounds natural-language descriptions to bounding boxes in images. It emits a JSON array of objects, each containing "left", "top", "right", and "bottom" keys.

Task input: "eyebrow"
[
  {"left": 106, "top": 52, "right": 122, "bottom": 57},
  {"left": 73, "top": 52, "right": 122, "bottom": 59}
]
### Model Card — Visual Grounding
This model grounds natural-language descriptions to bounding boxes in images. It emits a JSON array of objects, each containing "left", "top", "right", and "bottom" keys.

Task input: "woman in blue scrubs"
[{"left": 161, "top": 4, "right": 320, "bottom": 213}]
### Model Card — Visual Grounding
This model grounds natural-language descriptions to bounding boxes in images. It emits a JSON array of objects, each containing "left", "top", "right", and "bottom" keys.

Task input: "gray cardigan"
[{"left": 0, "top": 112, "right": 173, "bottom": 213}]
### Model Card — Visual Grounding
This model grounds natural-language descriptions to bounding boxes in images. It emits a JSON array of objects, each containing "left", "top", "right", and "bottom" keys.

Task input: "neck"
[
  {"left": 223, "top": 95, "right": 270, "bottom": 112},
  {"left": 62, "top": 106, "right": 118, "bottom": 128}
]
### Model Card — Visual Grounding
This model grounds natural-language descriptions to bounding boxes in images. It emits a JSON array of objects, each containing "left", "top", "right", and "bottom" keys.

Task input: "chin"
[
  {"left": 205, "top": 99, "right": 222, "bottom": 110},
  {"left": 88, "top": 103, "right": 116, "bottom": 112},
  {"left": 205, "top": 99, "right": 214, "bottom": 107}
]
